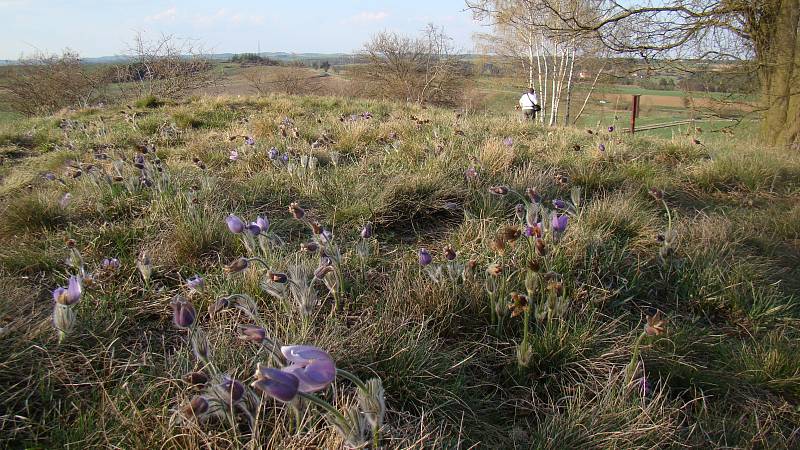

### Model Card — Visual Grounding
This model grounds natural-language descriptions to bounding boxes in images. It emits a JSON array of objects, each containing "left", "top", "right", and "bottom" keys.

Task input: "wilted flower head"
[
  {"left": 508, "top": 292, "right": 529, "bottom": 318},
  {"left": 171, "top": 296, "right": 196, "bottom": 329},
  {"left": 288, "top": 202, "right": 305, "bottom": 220},
  {"left": 239, "top": 324, "right": 267, "bottom": 343},
  {"left": 229, "top": 150, "right": 239, "bottom": 161},
  {"left": 224, "top": 257, "right": 249, "bottom": 274},
  {"left": 648, "top": 187, "right": 664, "bottom": 200},
  {"left": 487, "top": 263, "right": 502, "bottom": 276},
  {"left": 216, "top": 376, "right": 245, "bottom": 404},
  {"left": 281, "top": 345, "right": 336, "bottom": 393},
  {"left": 300, "top": 241, "right": 320, "bottom": 253},
  {"left": 418, "top": 248, "right": 433, "bottom": 266},
  {"left": 644, "top": 311, "right": 667, "bottom": 336},
  {"left": 360, "top": 222, "right": 373, "bottom": 239},
  {"left": 526, "top": 187, "right": 542, "bottom": 203},
  {"left": 552, "top": 199, "right": 567, "bottom": 209},
  {"left": 180, "top": 396, "right": 209, "bottom": 418},
  {"left": 465, "top": 166, "right": 478, "bottom": 181},
  {"left": 268, "top": 271, "right": 288, "bottom": 283},
  {"left": 535, "top": 238, "right": 547, "bottom": 256},
  {"left": 209, "top": 296, "right": 230, "bottom": 317},
  {"left": 183, "top": 372, "right": 209, "bottom": 386},
  {"left": 226, "top": 214, "right": 246, "bottom": 234},
  {"left": 53, "top": 275, "right": 82, "bottom": 305},
  {"left": 489, "top": 185, "right": 509, "bottom": 196},
  {"left": 443, "top": 245, "right": 456, "bottom": 261},
  {"left": 314, "top": 264, "right": 335, "bottom": 280},
  {"left": 186, "top": 275, "right": 204, "bottom": 292},
  {"left": 551, "top": 214, "right": 569, "bottom": 233},
  {"left": 252, "top": 364, "right": 300, "bottom": 402}
]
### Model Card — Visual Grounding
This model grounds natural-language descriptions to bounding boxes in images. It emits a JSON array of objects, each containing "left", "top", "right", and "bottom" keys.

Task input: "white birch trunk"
[{"left": 563, "top": 45, "right": 576, "bottom": 126}]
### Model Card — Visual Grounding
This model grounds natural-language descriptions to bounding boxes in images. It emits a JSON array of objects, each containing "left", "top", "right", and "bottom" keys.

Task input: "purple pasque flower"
[
  {"left": 281, "top": 153, "right": 289, "bottom": 163},
  {"left": 418, "top": 248, "right": 433, "bottom": 266},
  {"left": 280, "top": 345, "right": 336, "bottom": 393},
  {"left": 186, "top": 275, "right": 204, "bottom": 292},
  {"left": 245, "top": 223, "right": 262, "bottom": 236},
  {"left": 524, "top": 225, "right": 535, "bottom": 238},
  {"left": 171, "top": 296, "right": 196, "bottom": 329},
  {"left": 552, "top": 199, "right": 567, "bottom": 209},
  {"left": 464, "top": 166, "right": 478, "bottom": 181},
  {"left": 255, "top": 216, "right": 269, "bottom": 232},
  {"left": 268, "top": 147, "right": 279, "bottom": 160},
  {"left": 252, "top": 364, "right": 300, "bottom": 402},
  {"left": 101, "top": 258, "right": 120, "bottom": 270},
  {"left": 551, "top": 214, "right": 569, "bottom": 233},
  {"left": 503, "top": 137, "right": 514, "bottom": 147},
  {"left": 444, "top": 246, "right": 456, "bottom": 261},
  {"left": 360, "top": 223, "right": 373, "bottom": 239},
  {"left": 53, "top": 275, "right": 82, "bottom": 305},
  {"left": 244, "top": 136, "right": 255, "bottom": 146},
  {"left": 608, "top": 126, "right": 615, "bottom": 132},
  {"left": 598, "top": 143, "right": 606, "bottom": 152},
  {"left": 217, "top": 376, "right": 245, "bottom": 403},
  {"left": 226, "top": 214, "right": 246, "bottom": 234},
  {"left": 229, "top": 150, "right": 239, "bottom": 161}
]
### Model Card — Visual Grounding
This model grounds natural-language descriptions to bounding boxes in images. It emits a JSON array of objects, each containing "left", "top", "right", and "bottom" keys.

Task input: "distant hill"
[{"left": 0, "top": 52, "right": 356, "bottom": 66}]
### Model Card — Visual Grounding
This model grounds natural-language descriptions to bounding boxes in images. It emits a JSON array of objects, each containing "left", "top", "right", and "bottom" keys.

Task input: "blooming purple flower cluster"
[{"left": 251, "top": 345, "right": 336, "bottom": 402}]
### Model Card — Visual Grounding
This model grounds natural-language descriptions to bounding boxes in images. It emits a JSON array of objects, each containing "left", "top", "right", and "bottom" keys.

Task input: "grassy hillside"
[{"left": 0, "top": 94, "right": 798, "bottom": 448}]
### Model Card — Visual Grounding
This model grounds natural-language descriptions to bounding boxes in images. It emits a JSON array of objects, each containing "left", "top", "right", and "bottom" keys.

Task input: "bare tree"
[
  {"left": 0, "top": 50, "right": 110, "bottom": 116},
  {"left": 469, "top": 0, "right": 800, "bottom": 146},
  {"left": 243, "top": 67, "right": 323, "bottom": 96},
  {"left": 362, "top": 24, "right": 465, "bottom": 105},
  {"left": 115, "top": 32, "right": 219, "bottom": 100}
]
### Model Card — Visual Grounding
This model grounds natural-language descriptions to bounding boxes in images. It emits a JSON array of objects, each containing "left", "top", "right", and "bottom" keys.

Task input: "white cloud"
[
  {"left": 347, "top": 11, "right": 389, "bottom": 23},
  {"left": 145, "top": 6, "right": 177, "bottom": 22}
]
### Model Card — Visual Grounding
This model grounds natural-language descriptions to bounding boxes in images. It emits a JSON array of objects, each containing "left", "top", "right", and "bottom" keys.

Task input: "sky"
[{"left": 0, "top": 0, "right": 488, "bottom": 59}]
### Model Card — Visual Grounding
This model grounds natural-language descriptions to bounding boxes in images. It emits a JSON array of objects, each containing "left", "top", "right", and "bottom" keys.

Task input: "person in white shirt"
[{"left": 518, "top": 88, "right": 540, "bottom": 120}]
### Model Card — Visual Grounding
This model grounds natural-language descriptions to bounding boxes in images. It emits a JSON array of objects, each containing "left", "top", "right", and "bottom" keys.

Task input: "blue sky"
[{"left": 0, "top": 0, "right": 486, "bottom": 59}]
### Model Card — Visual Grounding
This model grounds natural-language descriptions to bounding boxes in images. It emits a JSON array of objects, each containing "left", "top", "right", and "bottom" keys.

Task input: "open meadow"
[{"left": 0, "top": 93, "right": 798, "bottom": 448}]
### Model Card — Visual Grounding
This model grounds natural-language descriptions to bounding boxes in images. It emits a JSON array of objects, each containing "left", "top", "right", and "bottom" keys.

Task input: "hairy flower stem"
[
  {"left": 297, "top": 392, "right": 347, "bottom": 425},
  {"left": 625, "top": 332, "right": 647, "bottom": 387},
  {"left": 246, "top": 257, "right": 271, "bottom": 270},
  {"left": 336, "top": 368, "right": 368, "bottom": 391}
]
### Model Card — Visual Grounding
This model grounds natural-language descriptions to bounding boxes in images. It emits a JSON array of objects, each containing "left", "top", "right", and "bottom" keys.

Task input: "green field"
[{"left": 0, "top": 92, "right": 798, "bottom": 448}]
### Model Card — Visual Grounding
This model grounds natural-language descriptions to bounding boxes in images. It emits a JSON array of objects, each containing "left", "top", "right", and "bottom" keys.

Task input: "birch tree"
[{"left": 468, "top": 0, "right": 594, "bottom": 126}]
